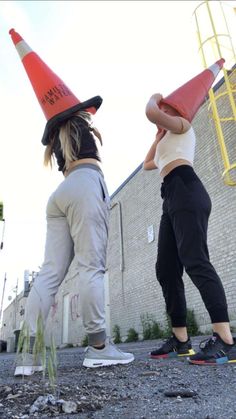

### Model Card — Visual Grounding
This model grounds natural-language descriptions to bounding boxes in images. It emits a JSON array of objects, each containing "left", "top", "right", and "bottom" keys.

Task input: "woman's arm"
[
  {"left": 143, "top": 132, "right": 162, "bottom": 171},
  {"left": 145, "top": 93, "right": 191, "bottom": 134}
]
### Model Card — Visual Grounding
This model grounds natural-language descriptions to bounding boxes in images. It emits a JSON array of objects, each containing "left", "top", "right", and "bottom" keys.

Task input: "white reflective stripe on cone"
[
  {"left": 15, "top": 40, "right": 33, "bottom": 60},
  {"left": 208, "top": 62, "right": 222, "bottom": 78}
]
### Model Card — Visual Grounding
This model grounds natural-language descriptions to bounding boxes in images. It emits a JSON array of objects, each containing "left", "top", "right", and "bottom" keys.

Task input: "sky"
[{"left": 0, "top": 1, "right": 235, "bottom": 309}]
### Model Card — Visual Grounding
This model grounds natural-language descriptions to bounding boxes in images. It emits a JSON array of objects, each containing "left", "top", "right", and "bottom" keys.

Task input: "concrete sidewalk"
[{"left": 0, "top": 336, "right": 236, "bottom": 418}]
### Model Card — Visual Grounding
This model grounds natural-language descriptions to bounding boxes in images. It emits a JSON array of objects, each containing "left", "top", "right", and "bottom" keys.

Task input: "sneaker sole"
[
  {"left": 151, "top": 349, "right": 195, "bottom": 360},
  {"left": 14, "top": 365, "right": 43, "bottom": 376},
  {"left": 82, "top": 356, "right": 134, "bottom": 368},
  {"left": 189, "top": 358, "right": 236, "bottom": 365}
]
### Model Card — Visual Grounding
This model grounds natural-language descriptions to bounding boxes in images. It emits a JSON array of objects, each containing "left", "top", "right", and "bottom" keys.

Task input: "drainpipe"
[
  {"left": 110, "top": 201, "right": 124, "bottom": 272},
  {"left": 110, "top": 201, "right": 125, "bottom": 303}
]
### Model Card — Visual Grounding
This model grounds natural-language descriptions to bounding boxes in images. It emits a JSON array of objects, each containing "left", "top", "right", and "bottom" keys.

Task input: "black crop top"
[{"left": 52, "top": 116, "right": 101, "bottom": 172}]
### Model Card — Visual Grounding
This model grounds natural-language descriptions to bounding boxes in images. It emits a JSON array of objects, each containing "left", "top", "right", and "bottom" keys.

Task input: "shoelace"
[{"left": 104, "top": 339, "right": 126, "bottom": 354}]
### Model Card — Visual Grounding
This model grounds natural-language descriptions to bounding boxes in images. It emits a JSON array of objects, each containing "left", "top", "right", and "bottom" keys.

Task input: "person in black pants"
[{"left": 143, "top": 92, "right": 236, "bottom": 365}]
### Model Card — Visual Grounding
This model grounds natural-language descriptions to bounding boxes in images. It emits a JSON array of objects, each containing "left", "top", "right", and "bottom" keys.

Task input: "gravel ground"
[{"left": 0, "top": 336, "right": 236, "bottom": 418}]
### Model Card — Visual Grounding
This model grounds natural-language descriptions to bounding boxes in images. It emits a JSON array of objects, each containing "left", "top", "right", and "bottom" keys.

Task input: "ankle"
[
  {"left": 212, "top": 323, "right": 234, "bottom": 345},
  {"left": 175, "top": 335, "right": 188, "bottom": 343},
  {"left": 219, "top": 335, "right": 234, "bottom": 345},
  {"left": 172, "top": 328, "right": 188, "bottom": 342},
  {"left": 93, "top": 343, "right": 105, "bottom": 350}
]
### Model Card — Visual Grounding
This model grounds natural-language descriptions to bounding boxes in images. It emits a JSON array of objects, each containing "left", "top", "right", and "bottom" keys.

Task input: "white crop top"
[{"left": 154, "top": 127, "right": 196, "bottom": 174}]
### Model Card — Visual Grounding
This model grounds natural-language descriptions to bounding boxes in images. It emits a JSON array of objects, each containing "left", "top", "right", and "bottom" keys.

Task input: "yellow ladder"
[{"left": 193, "top": 1, "right": 236, "bottom": 186}]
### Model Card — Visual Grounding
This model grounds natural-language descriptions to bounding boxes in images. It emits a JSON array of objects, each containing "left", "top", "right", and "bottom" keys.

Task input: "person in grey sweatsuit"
[{"left": 15, "top": 110, "right": 134, "bottom": 376}]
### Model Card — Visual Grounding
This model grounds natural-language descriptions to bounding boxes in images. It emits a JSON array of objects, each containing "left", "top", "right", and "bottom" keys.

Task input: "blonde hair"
[{"left": 44, "top": 111, "right": 102, "bottom": 171}]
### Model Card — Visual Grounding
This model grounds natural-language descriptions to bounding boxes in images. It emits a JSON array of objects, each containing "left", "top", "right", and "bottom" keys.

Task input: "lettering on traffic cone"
[
  {"left": 161, "top": 58, "right": 225, "bottom": 121},
  {"left": 9, "top": 29, "right": 102, "bottom": 145}
]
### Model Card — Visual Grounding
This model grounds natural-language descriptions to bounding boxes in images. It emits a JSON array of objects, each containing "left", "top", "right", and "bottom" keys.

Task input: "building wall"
[
  {"left": 1, "top": 264, "right": 111, "bottom": 349},
  {"left": 107, "top": 77, "right": 236, "bottom": 339},
  {"left": 1, "top": 292, "right": 27, "bottom": 351},
  {"left": 43, "top": 273, "right": 84, "bottom": 347},
  {"left": 1, "top": 276, "right": 85, "bottom": 349}
]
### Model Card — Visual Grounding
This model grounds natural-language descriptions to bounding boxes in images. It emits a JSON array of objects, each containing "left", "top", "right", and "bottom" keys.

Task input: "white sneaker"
[
  {"left": 14, "top": 353, "right": 43, "bottom": 376},
  {"left": 82, "top": 341, "right": 134, "bottom": 368}
]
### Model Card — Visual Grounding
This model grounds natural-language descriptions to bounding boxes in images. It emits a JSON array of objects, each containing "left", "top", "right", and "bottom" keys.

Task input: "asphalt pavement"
[{"left": 0, "top": 336, "right": 236, "bottom": 418}]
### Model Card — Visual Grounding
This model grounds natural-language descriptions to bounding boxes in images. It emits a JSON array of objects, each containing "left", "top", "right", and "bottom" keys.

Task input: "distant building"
[{"left": 1, "top": 291, "right": 26, "bottom": 351}]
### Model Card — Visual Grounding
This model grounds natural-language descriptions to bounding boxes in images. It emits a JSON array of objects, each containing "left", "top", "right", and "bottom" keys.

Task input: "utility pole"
[
  {"left": 0, "top": 273, "right": 7, "bottom": 330},
  {"left": 0, "top": 219, "right": 5, "bottom": 250},
  {"left": 13, "top": 278, "right": 19, "bottom": 330},
  {"left": 0, "top": 202, "right": 5, "bottom": 250}
]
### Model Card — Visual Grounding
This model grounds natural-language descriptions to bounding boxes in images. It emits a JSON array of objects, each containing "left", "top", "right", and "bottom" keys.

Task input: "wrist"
[{"left": 151, "top": 93, "right": 162, "bottom": 105}]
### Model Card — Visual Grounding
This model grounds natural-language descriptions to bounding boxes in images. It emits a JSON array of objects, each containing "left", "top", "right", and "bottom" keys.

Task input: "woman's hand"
[
  {"left": 155, "top": 127, "right": 166, "bottom": 143},
  {"left": 143, "top": 128, "right": 166, "bottom": 171}
]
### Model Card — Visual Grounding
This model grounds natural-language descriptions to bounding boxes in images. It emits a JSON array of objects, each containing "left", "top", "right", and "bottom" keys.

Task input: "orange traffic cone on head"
[
  {"left": 161, "top": 58, "right": 225, "bottom": 122},
  {"left": 9, "top": 29, "right": 102, "bottom": 145}
]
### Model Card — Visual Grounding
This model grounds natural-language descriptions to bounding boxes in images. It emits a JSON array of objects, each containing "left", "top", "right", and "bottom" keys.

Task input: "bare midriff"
[{"left": 160, "top": 159, "right": 192, "bottom": 178}]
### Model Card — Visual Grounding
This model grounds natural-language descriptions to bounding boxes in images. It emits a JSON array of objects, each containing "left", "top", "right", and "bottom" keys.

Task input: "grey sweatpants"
[{"left": 25, "top": 164, "right": 110, "bottom": 346}]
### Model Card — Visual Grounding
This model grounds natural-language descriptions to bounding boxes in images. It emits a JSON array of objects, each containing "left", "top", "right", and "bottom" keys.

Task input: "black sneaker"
[
  {"left": 150, "top": 334, "right": 195, "bottom": 359},
  {"left": 188, "top": 332, "right": 236, "bottom": 365}
]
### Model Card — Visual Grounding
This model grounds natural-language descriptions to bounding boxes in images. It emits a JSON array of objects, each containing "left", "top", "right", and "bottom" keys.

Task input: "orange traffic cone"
[
  {"left": 161, "top": 58, "right": 225, "bottom": 122},
  {"left": 9, "top": 29, "right": 102, "bottom": 145}
]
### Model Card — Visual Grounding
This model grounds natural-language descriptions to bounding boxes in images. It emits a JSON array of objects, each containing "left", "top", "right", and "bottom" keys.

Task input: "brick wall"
[{"left": 107, "top": 77, "right": 236, "bottom": 339}]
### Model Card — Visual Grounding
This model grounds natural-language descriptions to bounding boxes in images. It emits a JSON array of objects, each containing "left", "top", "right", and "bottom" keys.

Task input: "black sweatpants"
[{"left": 156, "top": 165, "right": 229, "bottom": 327}]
